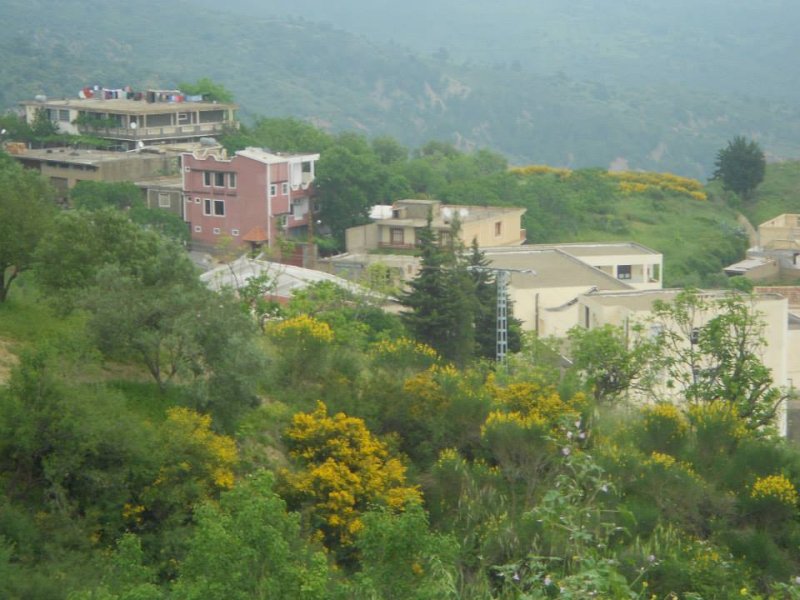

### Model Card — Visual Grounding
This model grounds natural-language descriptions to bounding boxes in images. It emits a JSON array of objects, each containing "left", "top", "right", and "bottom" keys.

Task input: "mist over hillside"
[
  {"left": 2, "top": 0, "right": 800, "bottom": 177},
  {"left": 200, "top": 0, "right": 800, "bottom": 102}
]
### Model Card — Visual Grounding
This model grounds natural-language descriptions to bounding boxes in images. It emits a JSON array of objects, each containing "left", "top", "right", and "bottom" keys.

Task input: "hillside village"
[{"left": 4, "top": 83, "right": 800, "bottom": 597}]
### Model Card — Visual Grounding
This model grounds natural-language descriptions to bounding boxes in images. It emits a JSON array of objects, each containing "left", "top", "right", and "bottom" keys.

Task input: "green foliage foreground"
[{"left": 1, "top": 146, "right": 800, "bottom": 598}]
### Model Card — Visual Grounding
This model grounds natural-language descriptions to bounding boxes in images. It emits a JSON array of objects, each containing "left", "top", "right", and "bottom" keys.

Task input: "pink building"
[{"left": 182, "top": 147, "right": 319, "bottom": 250}]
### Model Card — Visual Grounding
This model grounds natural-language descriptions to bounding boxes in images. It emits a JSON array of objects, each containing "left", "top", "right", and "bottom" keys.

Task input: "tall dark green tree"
[
  {"left": 467, "top": 238, "right": 522, "bottom": 360},
  {"left": 713, "top": 136, "right": 766, "bottom": 199},
  {"left": 400, "top": 218, "right": 476, "bottom": 366}
]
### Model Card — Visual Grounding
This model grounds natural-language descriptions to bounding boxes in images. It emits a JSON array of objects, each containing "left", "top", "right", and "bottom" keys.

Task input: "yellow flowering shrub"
[
  {"left": 370, "top": 337, "right": 440, "bottom": 371},
  {"left": 510, "top": 164, "right": 572, "bottom": 179},
  {"left": 402, "top": 364, "right": 461, "bottom": 419},
  {"left": 488, "top": 380, "right": 580, "bottom": 422},
  {"left": 268, "top": 314, "right": 334, "bottom": 343},
  {"left": 159, "top": 408, "right": 238, "bottom": 490},
  {"left": 688, "top": 401, "right": 748, "bottom": 454},
  {"left": 125, "top": 408, "right": 238, "bottom": 529},
  {"left": 640, "top": 403, "right": 689, "bottom": 454},
  {"left": 751, "top": 475, "right": 799, "bottom": 506},
  {"left": 606, "top": 171, "right": 707, "bottom": 200},
  {"left": 281, "top": 401, "right": 421, "bottom": 550}
]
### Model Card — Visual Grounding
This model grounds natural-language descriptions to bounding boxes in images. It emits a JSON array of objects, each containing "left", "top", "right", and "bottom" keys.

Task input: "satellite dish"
[
  {"left": 137, "top": 141, "right": 145, "bottom": 149},
  {"left": 130, "top": 121, "right": 137, "bottom": 129}
]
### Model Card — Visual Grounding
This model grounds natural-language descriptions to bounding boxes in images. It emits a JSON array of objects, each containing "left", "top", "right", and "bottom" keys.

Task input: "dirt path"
[
  {"left": 737, "top": 213, "right": 759, "bottom": 248},
  {"left": 0, "top": 338, "right": 18, "bottom": 385}
]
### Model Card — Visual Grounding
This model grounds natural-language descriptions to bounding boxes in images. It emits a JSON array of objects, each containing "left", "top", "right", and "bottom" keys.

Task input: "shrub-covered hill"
[
  {"left": 731, "top": 161, "right": 800, "bottom": 229},
  {"left": 440, "top": 165, "right": 747, "bottom": 287}
]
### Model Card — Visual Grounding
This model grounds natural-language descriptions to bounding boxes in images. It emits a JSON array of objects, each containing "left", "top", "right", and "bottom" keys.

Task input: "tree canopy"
[
  {"left": 0, "top": 156, "right": 56, "bottom": 302},
  {"left": 713, "top": 135, "right": 766, "bottom": 199}
]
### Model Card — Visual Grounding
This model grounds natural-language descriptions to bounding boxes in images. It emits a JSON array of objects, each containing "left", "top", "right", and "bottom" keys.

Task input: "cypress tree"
[{"left": 400, "top": 216, "right": 476, "bottom": 366}]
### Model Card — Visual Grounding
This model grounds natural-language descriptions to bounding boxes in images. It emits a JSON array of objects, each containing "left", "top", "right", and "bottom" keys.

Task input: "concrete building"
[
  {"left": 21, "top": 90, "right": 237, "bottom": 149},
  {"left": 345, "top": 199, "right": 526, "bottom": 253},
  {"left": 11, "top": 146, "right": 178, "bottom": 203},
  {"left": 759, "top": 214, "right": 800, "bottom": 250},
  {"left": 483, "top": 248, "right": 633, "bottom": 337},
  {"left": 182, "top": 147, "right": 319, "bottom": 252},
  {"left": 530, "top": 242, "right": 663, "bottom": 290},
  {"left": 135, "top": 175, "right": 184, "bottom": 218},
  {"left": 577, "top": 289, "right": 792, "bottom": 435},
  {"left": 722, "top": 214, "right": 800, "bottom": 282}
]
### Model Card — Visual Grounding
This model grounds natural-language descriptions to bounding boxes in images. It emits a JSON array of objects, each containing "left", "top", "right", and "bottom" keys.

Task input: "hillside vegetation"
[{"left": 2, "top": 0, "right": 800, "bottom": 177}]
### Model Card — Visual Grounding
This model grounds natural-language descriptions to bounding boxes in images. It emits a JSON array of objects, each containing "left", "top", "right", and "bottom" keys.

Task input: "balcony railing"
[{"left": 78, "top": 122, "right": 232, "bottom": 140}]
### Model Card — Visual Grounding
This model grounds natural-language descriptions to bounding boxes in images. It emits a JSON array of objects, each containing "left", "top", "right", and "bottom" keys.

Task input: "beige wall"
[
  {"left": 742, "top": 260, "right": 781, "bottom": 282},
  {"left": 507, "top": 280, "right": 598, "bottom": 337},
  {"left": 577, "top": 254, "right": 663, "bottom": 290},
  {"left": 346, "top": 224, "right": 380, "bottom": 252},
  {"left": 578, "top": 292, "right": 789, "bottom": 434},
  {"left": 461, "top": 211, "right": 525, "bottom": 247},
  {"left": 759, "top": 214, "right": 800, "bottom": 250}
]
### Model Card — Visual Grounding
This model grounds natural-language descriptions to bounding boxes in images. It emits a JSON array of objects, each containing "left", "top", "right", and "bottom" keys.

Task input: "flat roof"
[
  {"left": 484, "top": 249, "right": 632, "bottom": 290},
  {"left": 21, "top": 98, "right": 236, "bottom": 114},
  {"left": 724, "top": 257, "right": 773, "bottom": 273},
  {"left": 378, "top": 205, "right": 525, "bottom": 228},
  {"left": 583, "top": 289, "right": 787, "bottom": 311},
  {"left": 134, "top": 175, "right": 182, "bottom": 189},
  {"left": 229, "top": 147, "right": 320, "bottom": 165},
  {"left": 496, "top": 241, "right": 660, "bottom": 257},
  {"left": 16, "top": 147, "right": 168, "bottom": 166}
]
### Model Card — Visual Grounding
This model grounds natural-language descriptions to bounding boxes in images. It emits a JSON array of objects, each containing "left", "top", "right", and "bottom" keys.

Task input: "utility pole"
[
  {"left": 470, "top": 265, "right": 535, "bottom": 363},
  {"left": 496, "top": 269, "right": 510, "bottom": 362}
]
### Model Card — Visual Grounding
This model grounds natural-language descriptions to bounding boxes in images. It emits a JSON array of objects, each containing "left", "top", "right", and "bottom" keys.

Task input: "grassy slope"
[{"left": 738, "top": 161, "right": 800, "bottom": 228}]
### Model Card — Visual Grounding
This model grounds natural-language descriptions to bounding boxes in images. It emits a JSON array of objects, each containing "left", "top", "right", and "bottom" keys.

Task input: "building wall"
[
  {"left": 507, "top": 281, "right": 599, "bottom": 337},
  {"left": 578, "top": 292, "right": 789, "bottom": 434},
  {"left": 577, "top": 253, "right": 663, "bottom": 290},
  {"left": 145, "top": 188, "right": 183, "bottom": 217},
  {"left": 461, "top": 211, "right": 526, "bottom": 247},
  {"left": 182, "top": 152, "right": 315, "bottom": 249},
  {"left": 346, "top": 224, "right": 380, "bottom": 252},
  {"left": 759, "top": 214, "right": 800, "bottom": 250}
]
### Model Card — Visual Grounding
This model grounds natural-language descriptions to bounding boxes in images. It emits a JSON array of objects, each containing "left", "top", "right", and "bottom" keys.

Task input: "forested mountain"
[
  {"left": 2, "top": 0, "right": 800, "bottom": 177},
  {"left": 205, "top": 0, "right": 800, "bottom": 103}
]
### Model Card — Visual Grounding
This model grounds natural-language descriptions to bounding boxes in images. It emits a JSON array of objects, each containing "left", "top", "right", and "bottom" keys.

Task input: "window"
[
  {"left": 228, "top": 172, "right": 237, "bottom": 188},
  {"left": 203, "top": 199, "right": 225, "bottom": 216},
  {"left": 617, "top": 264, "right": 632, "bottom": 280},
  {"left": 58, "top": 109, "right": 70, "bottom": 122},
  {"left": 269, "top": 184, "right": 277, "bottom": 197},
  {"left": 194, "top": 225, "right": 202, "bottom": 233},
  {"left": 158, "top": 193, "right": 171, "bottom": 208},
  {"left": 231, "top": 229, "right": 240, "bottom": 236},
  {"left": 204, "top": 171, "right": 227, "bottom": 187},
  {"left": 651, "top": 263, "right": 661, "bottom": 282},
  {"left": 439, "top": 231, "right": 452, "bottom": 246},
  {"left": 495, "top": 221, "right": 502, "bottom": 236},
  {"left": 390, "top": 228, "right": 404, "bottom": 245},
  {"left": 213, "top": 227, "right": 221, "bottom": 235},
  {"left": 282, "top": 182, "right": 289, "bottom": 195}
]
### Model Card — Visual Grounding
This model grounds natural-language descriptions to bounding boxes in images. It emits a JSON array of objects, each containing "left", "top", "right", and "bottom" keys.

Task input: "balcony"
[{"left": 78, "top": 122, "right": 233, "bottom": 141}]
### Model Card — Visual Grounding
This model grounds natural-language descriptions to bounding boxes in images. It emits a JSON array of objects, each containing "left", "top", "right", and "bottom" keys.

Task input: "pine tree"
[
  {"left": 401, "top": 216, "right": 476, "bottom": 366},
  {"left": 467, "top": 238, "right": 522, "bottom": 360}
]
